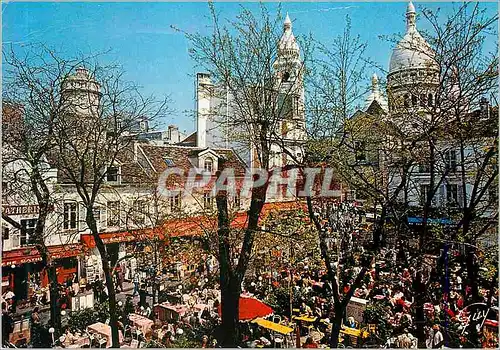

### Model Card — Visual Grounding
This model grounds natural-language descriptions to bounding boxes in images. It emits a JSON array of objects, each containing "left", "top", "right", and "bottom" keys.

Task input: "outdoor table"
[
  {"left": 292, "top": 315, "right": 317, "bottom": 323},
  {"left": 87, "top": 322, "right": 123, "bottom": 348},
  {"left": 68, "top": 335, "right": 90, "bottom": 348},
  {"left": 128, "top": 313, "right": 154, "bottom": 337}
]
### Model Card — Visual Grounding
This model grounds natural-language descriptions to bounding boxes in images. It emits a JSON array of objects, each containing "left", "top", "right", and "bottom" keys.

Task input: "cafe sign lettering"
[{"left": 3, "top": 205, "right": 40, "bottom": 216}]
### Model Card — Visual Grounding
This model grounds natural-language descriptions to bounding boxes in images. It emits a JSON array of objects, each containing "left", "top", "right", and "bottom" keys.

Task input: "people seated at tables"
[
  {"left": 60, "top": 327, "right": 78, "bottom": 347},
  {"left": 300, "top": 301, "right": 313, "bottom": 316},
  {"left": 346, "top": 317, "right": 356, "bottom": 328}
]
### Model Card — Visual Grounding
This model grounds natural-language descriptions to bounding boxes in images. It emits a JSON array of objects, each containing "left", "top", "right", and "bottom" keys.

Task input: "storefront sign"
[
  {"left": 2, "top": 244, "right": 83, "bottom": 266},
  {"left": 3, "top": 205, "right": 40, "bottom": 216}
]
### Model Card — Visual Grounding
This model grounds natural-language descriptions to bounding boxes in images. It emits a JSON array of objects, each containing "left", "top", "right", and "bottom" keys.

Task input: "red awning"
[
  {"left": 2, "top": 243, "right": 83, "bottom": 267},
  {"left": 81, "top": 201, "right": 306, "bottom": 248}
]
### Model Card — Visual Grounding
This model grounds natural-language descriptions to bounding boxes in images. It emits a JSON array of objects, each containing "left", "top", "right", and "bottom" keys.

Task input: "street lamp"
[{"left": 49, "top": 327, "right": 55, "bottom": 346}]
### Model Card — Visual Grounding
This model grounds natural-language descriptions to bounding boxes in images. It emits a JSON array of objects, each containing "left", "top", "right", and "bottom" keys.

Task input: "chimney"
[
  {"left": 168, "top": 125, "right": 179, "bottom": 143},
  {"left": 196, "top": 73, "right": 212, "bottom": 148},
  {"left": 480, "top": 97, "right": 489, "bottom": 119}
]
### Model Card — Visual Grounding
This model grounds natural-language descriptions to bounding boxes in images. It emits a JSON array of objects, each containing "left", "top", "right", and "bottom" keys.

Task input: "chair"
[
  {"left": 135, "top": 328, "right": 143, "bottom": 341},
  {"left": 272, "top": 315, "right": 282, "bottom": 324},
  {"left": 130, "top": 339, "right": 139, "bottom": 348},
  {"left": 139, "top": 341, "right": 146, "bottom": 348},
  {"left": 95, "top": 334, "right": 107, "bottom": 348},
  {"left": 85, "top": 332, "right": 95, "bottom": 347},
  {"left": 367, "top": 324, "right": 376, "bottom": 334},
  {"left": 123, "top": 325, "right": 132, "bottom": 339}
]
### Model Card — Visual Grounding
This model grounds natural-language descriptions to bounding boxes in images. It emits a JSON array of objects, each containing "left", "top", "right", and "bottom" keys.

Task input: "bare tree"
[
  {"left": 3, "top": 44, "right": 170, "bottom": 347},
  {"left": 180, "top": 4, "right": 313, "bottom": 346}
]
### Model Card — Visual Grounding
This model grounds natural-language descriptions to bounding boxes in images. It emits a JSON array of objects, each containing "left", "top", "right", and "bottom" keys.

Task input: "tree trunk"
[
  {"left": 329, "top": 303, "right": 343, "bottom": 348},
  {"left": 413, "top": 272, "right": 426, "bottom": 347},
  {"left": 220, "top": 276, "right": 240, "bottom": 347},
  {"left": 102, "top": 259, "right": 120, "bottom": 348},
  {"left": 87, "top": 208, "right": 120, "bottom": 348},
  {"left": 466, "top": 246, "right": 480, "bottom": 302},
  {"left": 46, "top": 264, "right": 61, "bottom": 332}
]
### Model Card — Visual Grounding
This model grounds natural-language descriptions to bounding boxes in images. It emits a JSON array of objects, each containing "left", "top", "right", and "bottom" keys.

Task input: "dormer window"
[
  {"left": 204, "top": 158, "right": 213, "bottom": 173},
  {"left": 106, "top": 166, "right": 120, "bottom": 183},
  {"left": 164, "top": 158, "right": 175, "bottom": 167}
]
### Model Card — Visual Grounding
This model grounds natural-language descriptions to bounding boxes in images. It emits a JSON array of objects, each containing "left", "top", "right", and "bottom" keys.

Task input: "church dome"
[{"left": 388, "top": 2, "right": 438, "bottom": 74}]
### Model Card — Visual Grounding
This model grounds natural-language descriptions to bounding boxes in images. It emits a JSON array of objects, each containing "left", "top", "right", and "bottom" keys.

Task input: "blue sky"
[{"left": 3, "top": 2, "right": 497, "bottom": 133}]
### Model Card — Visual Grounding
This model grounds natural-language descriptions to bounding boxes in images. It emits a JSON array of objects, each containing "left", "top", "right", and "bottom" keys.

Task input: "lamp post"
[{"left": 49, "top": 327, "right": 55, "bottom": 346}]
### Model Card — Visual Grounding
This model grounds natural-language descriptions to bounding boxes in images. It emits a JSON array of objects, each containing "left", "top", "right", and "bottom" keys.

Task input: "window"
[
  {"left": 20, "top": 219, "right": 37, "bottom": 245},
  {"left": 203, "top": 192, "right": 213, "bottom": 210},
  {"left": 418, "top": 162, "right": 430, "bottom": 173},
  {"left": 107, "top": 201, "right": 121, "bottom": 227},
  {"left": 354, "top": 141, "right": 366, "bottom": 162},
  {"left": 404, "top": 94, "right": 410, "bottom": 108},
  {"left": 234, "top": 193, "right": 241, "bottom": 209},
  {"left": 445, "top": 150, "right": 457, "bottom": 173},
  {"left": 169, "top": 195, "right": 181, "bottom": 212},
  {"left": 294, "top": 96, "right": 300, "bottom": 116},
  {"left": 164, "top": 158, "right": 175, "bottom": 167},
  {"left": 63, "top": 203, "right": 78, "bottom": 230},
  {"left": 133, "top": 200, "right": 147, "bottom": 225},
  {"left": 489, "top": 186, "right": 498, "bottom": 204},
  {"left": 2, "top": 226, "right": 9, "bottom": 240},
  {"left": 106, "top": 166, "right": 120, "bottom": 183},
  {"left": 204, "top": 158, "right": 213, "bottom": 173},
  {"left": 420, "top": 94, "right": 426, "bottom": 107},
  {"left": 420, "top": 185, "right": 430, "bottom": 206},
  {"left": 411, "top": 95, "right": 418, "bottom": 107},
  {"left": 428, "top": 93, "right": 434, "bottom": 107},
  {"left": 446, "top": 184, "right": 458, "bottom": 206},
  {"left": 282, "top": 72, "right": 290, "bottom": 82}
]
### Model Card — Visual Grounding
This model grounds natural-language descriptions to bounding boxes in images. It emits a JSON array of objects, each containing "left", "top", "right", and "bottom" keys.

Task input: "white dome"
[
  {"left": 389, "top": 2, "right": 438, "bottom": 74},
  {"left": 389, "top": 31, "right": 437, "bottom": 73}
]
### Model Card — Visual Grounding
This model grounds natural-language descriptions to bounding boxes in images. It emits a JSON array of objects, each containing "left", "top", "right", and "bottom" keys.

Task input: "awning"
[
  {"left": 252, "top": 318, "right": 294, "bottom": 334},
  {"left": 81, "top": 201, "right": 306, "bottom": 248},
  {"left": 407, "top": 217, "right": 453, "bottom": 225},
  {"left": 2, "top": 243, "right": 83, "bottom": 266}
]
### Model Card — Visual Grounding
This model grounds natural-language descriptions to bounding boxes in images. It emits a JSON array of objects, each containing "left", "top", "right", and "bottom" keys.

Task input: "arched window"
[
  {"left": 428, "top": 93, "right": 434, "bottom": 107},
  {"left": 204, "top": 158, "right": 213, "bottom": 173},
  {"left": 404, "top": 94, "right": 410, "bottom": 108},
  {"left": 420, "top": 94, "right": 426, "bottom": 107},
  {"left": 411, "top": 95, "right": 418, "bottom": 107},
  {"left": 282, "top": 72, "right": 290, "bottom": 82}
]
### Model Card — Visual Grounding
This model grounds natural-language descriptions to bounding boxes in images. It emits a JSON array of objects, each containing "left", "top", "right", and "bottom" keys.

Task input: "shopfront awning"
[
  {"left": 81, "top": 201, "right": 306, "bottom": 248},
  {"left": 2, "top": 243, "right": 83, "bottom": 267},
  {"left": 407, "top": 217, "right": 453, "bottom": 225}
]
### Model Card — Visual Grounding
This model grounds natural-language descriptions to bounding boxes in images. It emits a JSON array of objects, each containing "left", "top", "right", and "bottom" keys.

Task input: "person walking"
[
  {"left": 133, "top": 273, "right": 140, "bottom": 296},
  {"left": 432, "top": 324, "right": 444, "bottom": 348}
]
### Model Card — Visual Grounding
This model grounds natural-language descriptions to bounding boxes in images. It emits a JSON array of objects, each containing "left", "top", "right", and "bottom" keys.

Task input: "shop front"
[{"left": 1, "top": 243, "right": 83, "bottom": 302}]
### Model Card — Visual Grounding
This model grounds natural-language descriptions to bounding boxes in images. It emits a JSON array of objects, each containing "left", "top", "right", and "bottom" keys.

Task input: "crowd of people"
[{"left": 2, "top": 218, "right": 498, "bottom": 348}]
